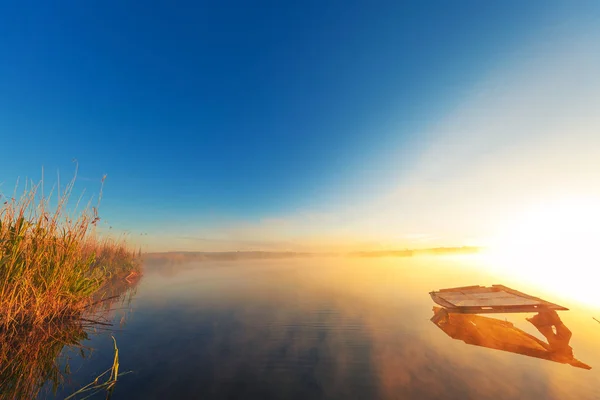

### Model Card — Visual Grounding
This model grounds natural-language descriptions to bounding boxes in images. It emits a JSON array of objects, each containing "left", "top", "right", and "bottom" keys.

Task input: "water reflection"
[
  {"left": 0, "top": 320, "right": 91, "bottom": 399},
  {"left": 0, "top": 278, "right": 139, "bottom": 400},
  {"left": 19, "top": 258, "right": 600, "bottom": 400},
  {"left": 431, "top": 307, "right": 591, "bottom": 370}
]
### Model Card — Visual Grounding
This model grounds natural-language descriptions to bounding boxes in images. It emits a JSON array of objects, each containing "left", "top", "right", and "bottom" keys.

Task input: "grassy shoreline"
[{"left": 0, "top": 174, "right": 141, "bottom": 330}]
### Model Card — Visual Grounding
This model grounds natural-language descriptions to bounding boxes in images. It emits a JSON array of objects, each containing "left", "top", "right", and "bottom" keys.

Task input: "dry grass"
[
  {"left": 64, "top": 336, "right": 131, "bottom": 400},
  {"left": 0, "top": 171, "right": 140, "bottom": 330}
]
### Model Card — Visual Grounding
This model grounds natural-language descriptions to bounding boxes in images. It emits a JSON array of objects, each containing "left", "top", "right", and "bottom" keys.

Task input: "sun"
[{"left": 483, "top": 197, "right": 600, "bottom": 308}]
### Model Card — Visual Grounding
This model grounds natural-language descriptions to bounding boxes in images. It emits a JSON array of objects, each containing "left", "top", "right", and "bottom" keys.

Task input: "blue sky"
[{"left": 1, "top": 1, "right": 599, "bottom": 251}]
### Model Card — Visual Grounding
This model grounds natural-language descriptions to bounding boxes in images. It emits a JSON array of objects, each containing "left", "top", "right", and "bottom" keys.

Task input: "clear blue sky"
[{"left": 1, "top": 1, "right": 599, "bottom": 251}]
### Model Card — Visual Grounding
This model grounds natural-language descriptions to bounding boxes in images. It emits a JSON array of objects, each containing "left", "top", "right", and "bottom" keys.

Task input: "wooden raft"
[{"left": 429, "top": 284, "right": 568, "bottom": 314}]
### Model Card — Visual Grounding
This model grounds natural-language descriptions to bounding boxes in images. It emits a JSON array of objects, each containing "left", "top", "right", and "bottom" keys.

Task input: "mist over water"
[{"left": 39, "top": 256, "right": 600, "bottom": 400}]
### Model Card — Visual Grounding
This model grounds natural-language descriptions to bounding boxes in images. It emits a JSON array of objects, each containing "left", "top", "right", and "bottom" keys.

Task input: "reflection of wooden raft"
[
  {"left": 429, "top": 284, "right": 568, "bottom": 314},
  {"left": 429, "top": 285, "right": 591, "bottom": 370},
  {"left": 431, "top": 307, "right": 591, "bottom": 369}
]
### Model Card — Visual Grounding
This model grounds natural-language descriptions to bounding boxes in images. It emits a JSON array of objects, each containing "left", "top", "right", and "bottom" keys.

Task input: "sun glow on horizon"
[{"left": 483, "top": 197, "right": 600, "bottom": 308}]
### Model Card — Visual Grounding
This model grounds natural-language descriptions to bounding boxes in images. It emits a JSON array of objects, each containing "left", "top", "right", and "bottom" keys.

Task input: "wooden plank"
[{"left": 439, "top": 285, "right": 485, "bottom": 292}]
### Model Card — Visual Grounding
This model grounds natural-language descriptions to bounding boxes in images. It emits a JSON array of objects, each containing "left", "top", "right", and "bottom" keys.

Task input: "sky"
[{"left": 1, "top": 1, "right": 599, "bottom": 252}]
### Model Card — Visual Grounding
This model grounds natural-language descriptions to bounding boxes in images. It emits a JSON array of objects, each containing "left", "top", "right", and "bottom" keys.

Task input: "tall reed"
[{"left": 0, "top": 172, "right": 140, "bottom": 329}]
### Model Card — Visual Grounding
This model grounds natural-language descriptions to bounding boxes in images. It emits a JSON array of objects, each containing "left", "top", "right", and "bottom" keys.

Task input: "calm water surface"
[{"left": 40, "top": 256, "right": 600, "bottom": 399}]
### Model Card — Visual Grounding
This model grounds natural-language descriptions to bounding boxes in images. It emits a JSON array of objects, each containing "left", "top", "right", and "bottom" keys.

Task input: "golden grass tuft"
[{"left": 0, "top": 172, "right": 140, "bottom": 330}]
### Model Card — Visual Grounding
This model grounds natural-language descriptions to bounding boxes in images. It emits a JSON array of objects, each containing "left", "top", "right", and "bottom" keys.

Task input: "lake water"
[{"left": 29, "top": 256, "right": 600, "bottom": 399}]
